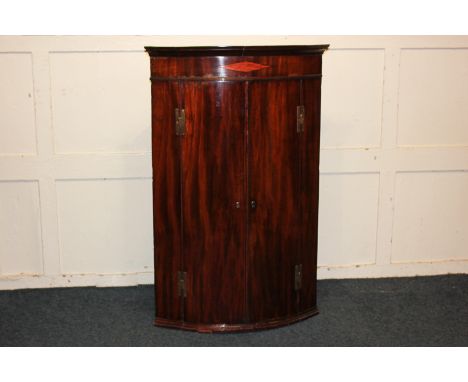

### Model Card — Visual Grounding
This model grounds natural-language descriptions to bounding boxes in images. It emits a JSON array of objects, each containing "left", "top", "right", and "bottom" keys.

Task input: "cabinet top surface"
[{"left": 145, "top": 45, "right": 329, "bottom": 57}]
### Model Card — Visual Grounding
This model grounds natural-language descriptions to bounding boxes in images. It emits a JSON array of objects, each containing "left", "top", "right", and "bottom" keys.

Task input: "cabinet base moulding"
[{"left": 154, "top": 307, "right": 319, "bottom": 333}]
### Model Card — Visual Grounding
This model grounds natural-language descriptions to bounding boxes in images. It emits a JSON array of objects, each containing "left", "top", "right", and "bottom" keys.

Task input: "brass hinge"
[
  {"left": 294, "top": 264, "right": 302, "bottom": 291},
  {"left": 177, "top": 271, "right": 187, "bottom": 298},
  {"left": 297, "top": 105, "right": 305, "bottom": 133},
  {"left": 175, "top": 108, "right": 186, "bottom": 136}
]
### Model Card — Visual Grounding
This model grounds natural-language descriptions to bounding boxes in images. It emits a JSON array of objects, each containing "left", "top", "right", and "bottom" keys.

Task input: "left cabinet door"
[
  {"left": 152, "top": 81, "right": 183, "bottom": 323},
  {"left": 180, "top": 81, "right": 247, "bottom": 326}
]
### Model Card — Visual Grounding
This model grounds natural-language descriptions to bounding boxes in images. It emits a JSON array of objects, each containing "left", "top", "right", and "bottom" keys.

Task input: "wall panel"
[
  {"left": 0, "top": 53, "right": 36, "bottom": 155},
  {"left": 392, "top": 171, "right": 468, "bottom": 263},
  {"left": 398, "top": 49, "right": 468, "bottom": 147},
  {"left": 321, "top": 49, "right": 384, "bottom": 148},
  {"left": 50, "top": 51, "right": 151, "bottom": 154},
  {"left": 55, "top": 178, "right": 153, "bottom": 274},
  {"left": 318, "top": 173, "right": 380, "bottom": 267},
  {"left": 0, "top": 181, "right": 43, "bottom": 275}
]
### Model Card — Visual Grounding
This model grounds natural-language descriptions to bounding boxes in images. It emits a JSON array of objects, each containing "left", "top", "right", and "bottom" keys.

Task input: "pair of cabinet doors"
[{"left": 152, "top": 78, "right": 321, "bottom": 331}]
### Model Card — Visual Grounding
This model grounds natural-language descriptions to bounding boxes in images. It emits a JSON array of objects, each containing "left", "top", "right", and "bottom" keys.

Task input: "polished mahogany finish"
[
  {"left": 150, "top": 55, "right": 323, "bottom": 79},
  {"left": 146, "top": 45, "right": 328, "bottom": 332}
]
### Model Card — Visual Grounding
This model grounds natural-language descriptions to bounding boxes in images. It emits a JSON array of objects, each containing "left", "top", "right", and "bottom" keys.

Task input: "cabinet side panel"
[
  {"left": 298, "top": 79, "right": 322, "bottom": 311},
  {"left": 248, "top": 80, "right": 301, "bottom": 322},
  {"left": 181, "top": 81, "right": 246, "bottom": 325},
  {"left": 152, "top": 81, "right": 182, "bottom": 322}
]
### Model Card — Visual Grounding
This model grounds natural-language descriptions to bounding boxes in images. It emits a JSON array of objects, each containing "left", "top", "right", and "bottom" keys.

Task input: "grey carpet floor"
[{"left": 0, "top": 274, "right": 467, "bottom": 346}]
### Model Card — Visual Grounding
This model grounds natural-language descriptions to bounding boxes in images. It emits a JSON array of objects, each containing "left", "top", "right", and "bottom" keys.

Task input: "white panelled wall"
[{"left": 1, "top": 36, "right": 468, "bottom": 289}]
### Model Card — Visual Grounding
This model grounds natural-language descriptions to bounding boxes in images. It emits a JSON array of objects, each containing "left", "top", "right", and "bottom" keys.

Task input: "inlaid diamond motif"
[{"left": 222, "top": 61, "right": 270, "bottom": 73}]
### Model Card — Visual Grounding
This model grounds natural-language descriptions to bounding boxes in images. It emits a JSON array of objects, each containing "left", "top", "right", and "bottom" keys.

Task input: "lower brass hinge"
[
  {"left": 294, "top": 264, "right": 302, "bottom": 291},
  {"left": 297, "top": 105, "right": 305, "bottom": 133},
  {"left": 177, "top": 271, "right": 187, "bottom": 298},
  {"left": 175, "top": 108, "right": 186, "bottom": 136}
]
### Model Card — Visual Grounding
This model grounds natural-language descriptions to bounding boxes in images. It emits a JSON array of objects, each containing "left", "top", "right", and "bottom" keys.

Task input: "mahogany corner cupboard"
[{"left": 145, "top": 45, "right": 329, "bottom": 332}]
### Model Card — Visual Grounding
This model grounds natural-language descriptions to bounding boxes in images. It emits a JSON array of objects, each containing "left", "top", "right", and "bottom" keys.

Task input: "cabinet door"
[
  {"left": 247, "top": 80, "right": 301, "bottom": 322},
  {"left": 152, "top": 81, "right": 182, "bottom": 322},
  {"left": 297, "top": 78, "right": 322, "bottom": 312},
  {"left": 181, "top": 81, "right": 247, "bottom": 325}
]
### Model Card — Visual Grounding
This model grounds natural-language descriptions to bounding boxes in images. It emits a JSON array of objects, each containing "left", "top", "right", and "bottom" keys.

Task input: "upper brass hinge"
[
  {"left": 175, "top": 108, "right": 186, "bottom": 136},
  {"left": 294, "top": 264, "right": 303, "bottom": 291},
  {"left": 297, "top": 105, "right": 305, "bottom": 133},
  {"left": 177, "top": 271, "right": 187, "bottom": 298}
]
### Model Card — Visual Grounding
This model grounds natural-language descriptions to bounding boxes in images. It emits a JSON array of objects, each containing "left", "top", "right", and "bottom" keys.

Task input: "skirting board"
[{"left": 1, "top": 261, "right": 468, "bottom": 290}]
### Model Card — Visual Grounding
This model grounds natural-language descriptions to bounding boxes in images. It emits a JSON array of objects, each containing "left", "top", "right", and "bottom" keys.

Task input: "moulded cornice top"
[{"left": 144, "top": 45, "right": 329, "bottom": 57}]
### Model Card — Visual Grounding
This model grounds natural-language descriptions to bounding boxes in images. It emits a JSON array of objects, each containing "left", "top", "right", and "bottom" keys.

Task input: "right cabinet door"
[
  {"left": 297, "top": 78, "right": 322, "bottom": 313},
  {"left": 248, "top": 78, "right": 322, "bottom": 322},
  {"left": 247, "top": 80, "right": 301, "bottom": 322}
]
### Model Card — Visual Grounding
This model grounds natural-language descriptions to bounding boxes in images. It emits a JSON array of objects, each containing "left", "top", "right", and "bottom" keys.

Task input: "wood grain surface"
[{"left": 147, "top": 45, "right": 326, "bottom": 332}]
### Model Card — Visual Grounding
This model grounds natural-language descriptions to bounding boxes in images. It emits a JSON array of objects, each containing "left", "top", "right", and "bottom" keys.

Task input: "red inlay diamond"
[{"left": 222, "top": 61, "right": 269, "bottom": 73}]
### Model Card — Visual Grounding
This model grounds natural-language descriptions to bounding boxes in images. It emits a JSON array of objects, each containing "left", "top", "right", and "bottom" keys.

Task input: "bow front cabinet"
[{"left": 145, "top": 45, "right": 328, "bottom": 332}]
